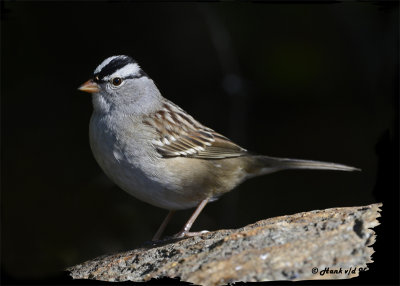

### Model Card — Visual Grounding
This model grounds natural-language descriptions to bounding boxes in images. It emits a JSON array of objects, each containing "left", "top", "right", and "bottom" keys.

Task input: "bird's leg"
[
  {"left": 152, "top": 210, "right": 175, "bottom": 241},
  {"left": 174, "top": 198, "right": 210, "bottom": 238}
]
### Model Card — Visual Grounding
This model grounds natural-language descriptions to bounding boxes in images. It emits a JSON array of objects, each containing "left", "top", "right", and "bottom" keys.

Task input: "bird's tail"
[{"left": 247, "top": 155, "right": 360, "bottom": 177}]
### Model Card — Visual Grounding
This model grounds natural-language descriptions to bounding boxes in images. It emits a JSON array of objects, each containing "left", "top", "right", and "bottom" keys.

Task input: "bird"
[{"left": 78, "top": 55, "right": 359, "bottom": 241}]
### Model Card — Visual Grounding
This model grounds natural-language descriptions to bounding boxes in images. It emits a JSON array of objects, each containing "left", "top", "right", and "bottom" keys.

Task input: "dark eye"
[{"left": 112, "top": 77, "right": 122, "bottom": 86}]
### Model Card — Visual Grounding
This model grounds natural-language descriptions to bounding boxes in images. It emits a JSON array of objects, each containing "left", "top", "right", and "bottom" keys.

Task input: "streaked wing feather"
[{"left": 143, "top": 101, "right": 247, "bottom": 159}]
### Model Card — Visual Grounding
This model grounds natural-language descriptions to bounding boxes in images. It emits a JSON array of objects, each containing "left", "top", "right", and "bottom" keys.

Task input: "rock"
[{"left": 67, "top": 203, "right": 382, "bottom": 285}]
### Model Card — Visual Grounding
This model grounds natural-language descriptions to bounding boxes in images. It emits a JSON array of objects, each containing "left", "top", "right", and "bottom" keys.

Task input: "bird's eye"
[{"left": 111, "top": 77, "right": 122, "bottom": 86}]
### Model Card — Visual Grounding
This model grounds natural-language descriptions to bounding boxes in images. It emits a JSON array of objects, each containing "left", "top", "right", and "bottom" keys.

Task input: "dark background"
[{"left": 1, "top": 2, "right": 398, "bottom": 285}]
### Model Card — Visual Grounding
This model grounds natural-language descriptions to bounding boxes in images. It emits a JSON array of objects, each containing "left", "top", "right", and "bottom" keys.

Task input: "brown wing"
[{"left": 143, "top": 101, "right": 247, "bottom": 159}]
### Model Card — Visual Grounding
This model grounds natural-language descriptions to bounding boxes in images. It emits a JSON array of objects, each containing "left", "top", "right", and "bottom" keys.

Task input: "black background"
[{"left": 1, "top": 2, "right": 398, "bottom": 285}]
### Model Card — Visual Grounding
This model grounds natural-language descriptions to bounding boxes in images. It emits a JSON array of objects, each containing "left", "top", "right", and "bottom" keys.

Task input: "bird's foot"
[{"left": 173, "top": 230, "right": 209, "bottom": 239}]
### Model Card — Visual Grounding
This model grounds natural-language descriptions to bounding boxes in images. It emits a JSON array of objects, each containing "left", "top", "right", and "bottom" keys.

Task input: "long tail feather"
[
  {"left": 272, "top": 157, "right": 360, "bottom": 171},
  {"left": 252, "top": 155, "right": 360, "bottom": 176}
]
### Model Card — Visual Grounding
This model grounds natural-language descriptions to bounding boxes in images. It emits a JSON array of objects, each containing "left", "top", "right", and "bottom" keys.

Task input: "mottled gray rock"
[{"left": 67, "top": 203, "right": 381, "bottom": 285}]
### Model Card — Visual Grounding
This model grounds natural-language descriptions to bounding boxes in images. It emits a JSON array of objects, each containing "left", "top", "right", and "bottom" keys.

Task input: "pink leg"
[
  {"left": 174, "top": 198, "right": 210, "bottom": 238},
  {"left": 152, "top": 210, "right": 175, "bottom": 241}
]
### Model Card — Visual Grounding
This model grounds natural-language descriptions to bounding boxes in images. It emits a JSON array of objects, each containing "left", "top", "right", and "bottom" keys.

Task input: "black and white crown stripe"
[{"left": 93, "top": 55, "right": 147, "bottom": 82}]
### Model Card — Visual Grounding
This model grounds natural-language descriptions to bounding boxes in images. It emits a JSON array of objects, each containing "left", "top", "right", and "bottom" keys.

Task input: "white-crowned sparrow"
[{"left": 79, "top": 55, "right": 359, "bottom": 241}]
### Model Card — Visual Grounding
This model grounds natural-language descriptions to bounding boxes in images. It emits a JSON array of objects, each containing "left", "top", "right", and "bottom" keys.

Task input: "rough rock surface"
[{"left": 67, "top": 203, "right": 381, "bottom": 285}]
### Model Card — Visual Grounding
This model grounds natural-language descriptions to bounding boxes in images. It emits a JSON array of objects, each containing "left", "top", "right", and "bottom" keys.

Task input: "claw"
[{"left": 173, "top": 230, "right": 209, "bottom": 239}]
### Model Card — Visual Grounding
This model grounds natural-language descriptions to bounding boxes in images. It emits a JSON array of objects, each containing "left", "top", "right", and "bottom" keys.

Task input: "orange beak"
[{"left": 78, "top": 79, "right": 100, "bottom": 93}]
